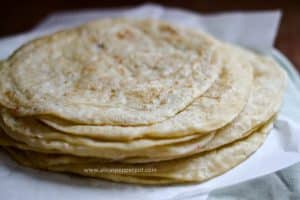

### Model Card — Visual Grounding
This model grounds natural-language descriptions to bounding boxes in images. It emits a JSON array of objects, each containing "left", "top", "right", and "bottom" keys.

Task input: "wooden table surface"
[{"left": 0, "top": 0, "right": 299, "bottom": 71}]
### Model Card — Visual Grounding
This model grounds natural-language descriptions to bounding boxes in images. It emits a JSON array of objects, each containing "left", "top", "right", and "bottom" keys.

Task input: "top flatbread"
[
  {"left": 0, "top": 19, "right": 221, "bottom": 126},
  {"left": 40, "top": 44, "right": 253, "bottom": 141}
]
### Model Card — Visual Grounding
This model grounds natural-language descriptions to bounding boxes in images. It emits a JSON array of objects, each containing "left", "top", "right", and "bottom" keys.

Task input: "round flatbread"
[
  {"left": 0, "top": 19, "right": 220, "bottom": 126},
  {"left": 40, "top": 44, "right": 253, "bottom": 141},
  {"left": 0, "top": 115, "right": 214, "bottom": 160},
  {"left": 0, "top": 49, "right": 286, "bottom": 162},
  {"left": 3, "top": 120, "right": 273, "bottom": 185}
]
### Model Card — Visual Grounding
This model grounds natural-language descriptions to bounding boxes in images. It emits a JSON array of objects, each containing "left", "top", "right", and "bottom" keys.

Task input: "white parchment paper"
[{"left": 0, "top": 4, "right": 299, "bottom": 200}]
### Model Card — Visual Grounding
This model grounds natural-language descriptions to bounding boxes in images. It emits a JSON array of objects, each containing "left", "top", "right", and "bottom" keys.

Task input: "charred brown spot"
[
  {"left": 113, "top": 55, "right": 123, "bottom": 64},
  {"left": 89, "top": 86, "right": 97, "bottom": 91},
  {"left": 159, "top": 24, "right": 177, "bottom": 35},
  {"left": 4, "top": 90, "right": 18, "bottom": 102},
  {"left": 83, "top": 65, "right": 97, "bottom": 73},
  {"left": 117, "top": 29, "right": 134, "bottom": 40},
  {"left": 97, "top": 43, "right": 105, "bottom": 49}
]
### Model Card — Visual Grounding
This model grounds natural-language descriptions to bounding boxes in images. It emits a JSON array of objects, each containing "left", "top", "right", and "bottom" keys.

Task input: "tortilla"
[
  {"left": 0, "top": 18, "right": 287, "bottom": 185},
  {"left": 0, "top": 50, "right": 285, "bottom": 161},
  {"left": 40, "top": 44, "right": 253, "bottom": 141},
  {"left": 3, "top": 120, "right": 273, "bottom": 185},
  {"left": 0, "top": 19, "right": 220, "bottom": 126}
]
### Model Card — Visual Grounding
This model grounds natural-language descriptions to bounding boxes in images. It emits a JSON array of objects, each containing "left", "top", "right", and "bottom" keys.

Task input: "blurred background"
[{"left": 0, "top": 0, "right": 299, "bottom": 70}]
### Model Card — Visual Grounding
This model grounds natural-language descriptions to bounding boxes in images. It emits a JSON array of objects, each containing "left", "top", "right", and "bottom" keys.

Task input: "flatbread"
[
  {"left": 40, "top": 44, "right": 253, "bottom": 141},
  {"left": 3, "top": 120, "right": 273, "bottom": 185},
  {"left": 0, "top": 49, "right": 286, "bottom": 161},
  {"left": 0, "top": 115, "right": 214, "bottom": 160},
  {"left": 0, "top": 115, "right": 275, "bottom": 166},
  {"left": 0, "top": 18, "right": 288, "bottom": 186},
  {"left": 0, "top": 19, "right": 221, "bottom": 126}
]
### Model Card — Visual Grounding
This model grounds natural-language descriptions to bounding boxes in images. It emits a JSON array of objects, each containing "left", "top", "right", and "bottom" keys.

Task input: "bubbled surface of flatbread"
[
  {"left": 39, "top": 44, "right": 253, "bottom": 141},
  {"left": 0, "top": 19, "right": 221, "bottom": 126}
]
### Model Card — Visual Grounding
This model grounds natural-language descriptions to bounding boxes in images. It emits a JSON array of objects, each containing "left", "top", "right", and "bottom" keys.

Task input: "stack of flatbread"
[{"left": 0, "top": 19, "right": 286, "bottom": 184}]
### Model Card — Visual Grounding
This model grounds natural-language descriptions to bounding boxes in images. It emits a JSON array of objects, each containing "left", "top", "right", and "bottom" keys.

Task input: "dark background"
[{"left": 0, "top": 0, "right": 299, "bottom": 71}]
